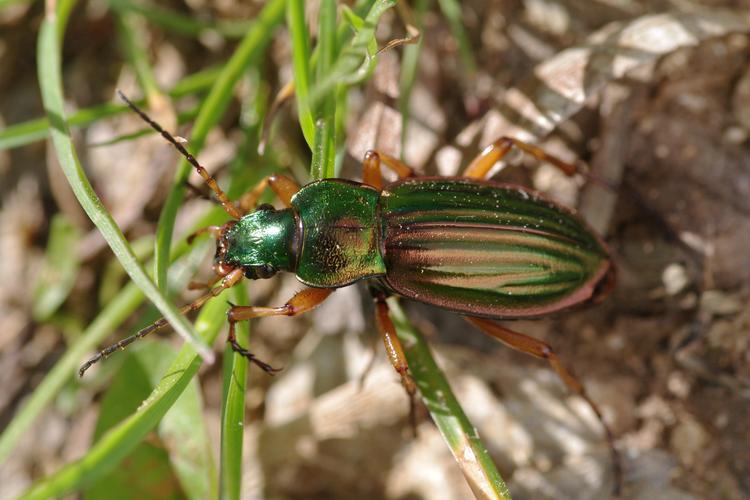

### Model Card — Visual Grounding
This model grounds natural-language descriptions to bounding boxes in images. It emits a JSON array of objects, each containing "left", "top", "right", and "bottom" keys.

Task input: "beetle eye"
[
  {"left": 246, "top": 264, "right": 276, "bottom": 280},
  {"left": 258, "top": 264, "right": 276, "bottom": 278},
  {"left": 257, "top": 203, "right": 274, "bottom": 211}
]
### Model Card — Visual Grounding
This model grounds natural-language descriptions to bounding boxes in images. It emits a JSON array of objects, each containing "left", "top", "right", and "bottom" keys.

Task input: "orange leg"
[
  {"left": 465, "top": 316, "right": 622, "bottom": 495},
  {"left": 238, "top": 174, "right": 301, "bottom": 213},
  {"left": 372, "top": 292, "right": 417, "bottom": 432},
  {"left": 187, "top": 274, "right": 221, "bottom": 291},
  {"left": 362, "top": 150, "right": 416, "bottom": 190},
  {"left": 226, "top": 287, "right": 334, "bottom": 373},
  {"left": 463, "top": 136, "right": 579, "bottom": 180}
]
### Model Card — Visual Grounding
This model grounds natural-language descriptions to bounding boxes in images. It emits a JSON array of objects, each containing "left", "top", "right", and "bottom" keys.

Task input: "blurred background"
[{"left": 1, "top": 0, "right": 750, "bottom": 498}]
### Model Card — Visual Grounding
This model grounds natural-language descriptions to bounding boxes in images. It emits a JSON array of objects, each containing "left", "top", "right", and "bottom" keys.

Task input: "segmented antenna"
[
  {"left": 117, "top": 90, "right": 243, "bottom": 219},
  {"left": 79, "top": 268, "right": 244, "bottom": 376}
]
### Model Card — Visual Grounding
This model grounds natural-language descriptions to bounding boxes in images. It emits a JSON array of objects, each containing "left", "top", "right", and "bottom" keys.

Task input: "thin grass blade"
[
  {"left": 286, "top": 0, "right": 314, "bottom": 147},
  {"left": 219, "top": 285, "right": 250, "bottom": 500},
  {"left": 125, "top": 0, "right": 251, "bottom": 39},
  {"left": 388, "top": 299, "right": 511, "bottom": 500},
  {"left": 309, "top": 0, "right": 397, "bottom": 108},
  {"left": 19, "top": 297, "right": 229, "bottom": 499},
  {"left": 37, "top": 3, "right": 213, "bottom": 364},
  {"left": 309, "top": 0, "right": 338, "bottom": 180},
  {"left": 0, "top": 66, "right": 221, "bottom": 151},
  {"left": 398, "top": 0, "right": 429, "bottom": 154},
  {"left": 435, "top": 0, "right": 476, "bottom": 75},
  {"left": 32, "top": 214, "right": 80, "bottom": 321},
  {"left": 0, "top": 205, "right": 230, "bottom": 466},
  {"left": 153, "top": 0, "right": 285, "bottom": 290}
]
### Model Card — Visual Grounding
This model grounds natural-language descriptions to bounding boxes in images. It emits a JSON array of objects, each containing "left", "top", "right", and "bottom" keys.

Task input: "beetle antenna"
[
  {"left": 79, "top": 268, "right": 244, "bottom": 377},
  {"left": 117, "top": 90, "right": 243, "bottom": 220}
]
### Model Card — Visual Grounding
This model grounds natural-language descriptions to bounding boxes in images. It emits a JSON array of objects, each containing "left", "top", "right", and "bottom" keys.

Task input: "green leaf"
[
  {"left": 91, "top": 343, "right": 218, "bottom": 500},
  {"left": 158, "top": 347, "right": 218, "bottom": 500}
]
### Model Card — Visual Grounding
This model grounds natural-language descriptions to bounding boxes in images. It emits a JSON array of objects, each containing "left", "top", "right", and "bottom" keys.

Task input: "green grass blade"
[
  {"left": 0, "top": 0, "right": 31, "bottom": 9},
  {"left": 32, "top": 214, "right": 80, "bottom": 321},
  {"left": 286, "top": 0, "right": 314, "bottom": 147},
  {"left": 19, "top": 297, "right": 229, "bottom": 499},
  {"left": 154, "top": 0, "right": 285, "bottom": 290},
  {"left": 0, "top": 283, "right": 143, "bottom": 465},
  {"left": 309, "top": 0, "right": 337, "bottom": 180},
  {"left": 309, "top": 0, "right": 396, "bottom": 109},
  {"left": 37, "top": 3, "right": 214, "bottom": 362},
  {"left": 0, "top": 66, "right": 221, "bottom": 151},
  {"left": 125, "top": 1, "right": 251, "bottom": 39},
  {"left": 219, "top": 285, "right": 250, "bottom": 500},
  {"left": 158, "top": 353, "right": 218, "bottom": 500},
  {"left": 87, "top": 344, "right": 184, "bottom": 499},
  {"left": 435, "top": 0, "right": 476, "bottom": 75},
  {"left": 388, "top": 299, "right": 511, "bottom": 500},
  {"left": 111, "top": 0, "right": 162, "bottom": 101},
  {"left": 111, "top": 1, "right": 154, "bottom": 95},
  {"left": 398, "top": 0, "right": 429, "bottom": 155},
  {"left": 0, "top": 205, "right": 230, "bottom": 467}
]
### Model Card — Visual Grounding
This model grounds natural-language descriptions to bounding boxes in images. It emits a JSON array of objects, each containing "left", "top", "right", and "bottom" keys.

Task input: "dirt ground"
[{"left": 1, "top": 1, "right": 750, "bottom": 499}]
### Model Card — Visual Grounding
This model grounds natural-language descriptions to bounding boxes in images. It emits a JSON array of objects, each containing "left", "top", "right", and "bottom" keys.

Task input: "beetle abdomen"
[{"left": 379, "top": 178, "right": 611, "bottom": 318}]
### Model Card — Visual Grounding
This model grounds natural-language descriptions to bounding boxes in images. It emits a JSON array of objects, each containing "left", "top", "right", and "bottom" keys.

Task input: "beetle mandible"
[{"left": 81, "top": 91, "right": 621, "bottom": 493}]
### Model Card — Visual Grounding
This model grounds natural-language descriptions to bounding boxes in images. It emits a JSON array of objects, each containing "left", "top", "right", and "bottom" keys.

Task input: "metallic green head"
[{"left": 219, "top": 206, "right": 298, "bottom": 279}]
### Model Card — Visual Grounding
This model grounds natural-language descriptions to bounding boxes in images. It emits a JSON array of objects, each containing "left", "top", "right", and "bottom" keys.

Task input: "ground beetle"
[{"left": 81, "top": 91, "right": 621, "bottom": 494}]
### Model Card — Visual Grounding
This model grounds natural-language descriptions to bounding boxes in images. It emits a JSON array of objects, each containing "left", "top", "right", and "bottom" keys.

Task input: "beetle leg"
[
  {"left": 463, "top": 136, "right": 579, "bottom": 180},
  {"left": 372, "top": 292, "right": 418, "bottom": 434},
  {"left": 362, "top": 150, "right": 416, "bottom": 190},
  {"left": 465, "top": 316, "right": 622, "bottom": 496},
  {"left": 226, "top": 319, "right": 281, "bottom": 374},
  {"left": 225, "top": 288, "right": 334, "bottom": 371},
  {"left": 187, "top": 275, "right": 221, "bottom": 291},
  {"left": 238, "top": 174, "right": 301, "bottom": 213},
  {"left": 79, "top": 268, "right": 244, "bottom": 377}
]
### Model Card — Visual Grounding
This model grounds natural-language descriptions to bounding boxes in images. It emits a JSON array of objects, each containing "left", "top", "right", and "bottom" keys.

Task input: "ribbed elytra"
[{"left": 380, "top": 178, "right": 611, "bottom": 318}]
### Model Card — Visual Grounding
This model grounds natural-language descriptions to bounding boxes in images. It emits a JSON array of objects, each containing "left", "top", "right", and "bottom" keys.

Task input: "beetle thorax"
[{"left": 220, "top": 207, "right": 298, "bottom": 279}]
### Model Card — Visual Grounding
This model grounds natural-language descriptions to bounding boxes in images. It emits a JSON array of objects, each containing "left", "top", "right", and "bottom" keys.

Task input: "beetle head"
[{"left": 215, "top": 205, "right": 297, "bottom": 280}]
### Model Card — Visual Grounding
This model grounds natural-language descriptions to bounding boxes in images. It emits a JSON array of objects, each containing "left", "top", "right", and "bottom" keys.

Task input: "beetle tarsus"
[
  {"left": 79, "top": 357, "right": 98, "bottom": 377},
  {"left": 408, "top": 390, "right": 418, "bottom": 438},
  {"left": 228, "top": 338, "right": 281, "bottom": 374}
]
